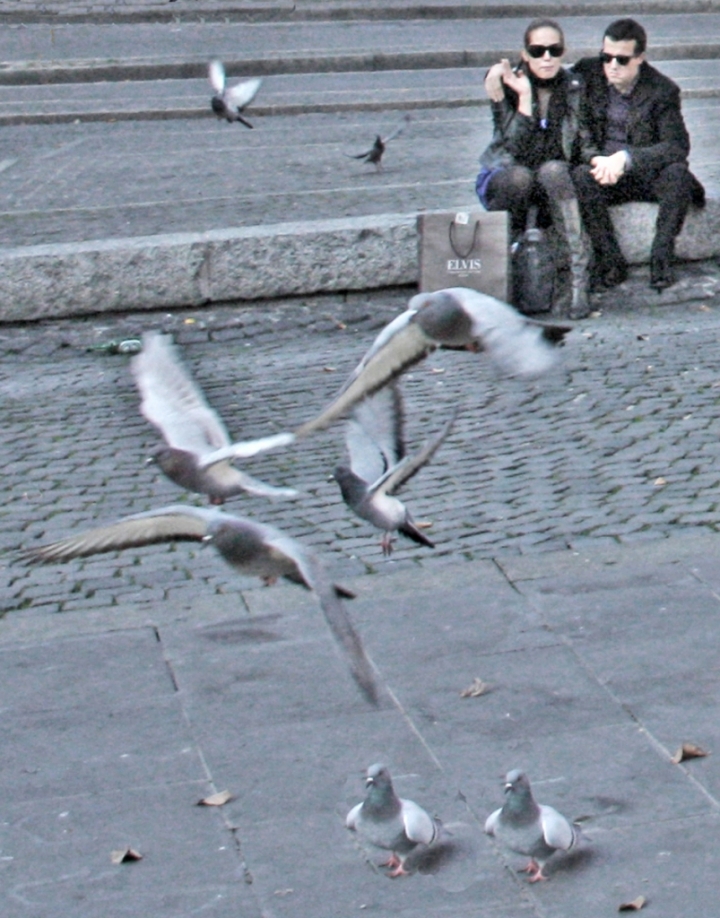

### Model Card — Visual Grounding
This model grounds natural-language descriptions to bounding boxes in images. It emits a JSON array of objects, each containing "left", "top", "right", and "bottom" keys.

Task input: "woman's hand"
[{"left": 485, "top": 60, "right": 532, "bottom": 113}]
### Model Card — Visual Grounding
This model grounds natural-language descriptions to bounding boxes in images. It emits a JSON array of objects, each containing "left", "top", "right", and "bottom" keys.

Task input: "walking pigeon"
[
  {"left": 484, "top": 769, "right": 579, "bottom": 881},
  {"left": 346, "top": 763, "right": 441, "bottom": 876},
  {"left": 132, "top": 332, "right": 297, "bottom": 504},
  {"left": 295, "top": 287, "right": 570, "bottom": 438},
  {"left": 333, "top": 383, "right": 455, "bottom": 555},
  {"left": 22, "top": 505, "right": 378, "bottom": 706},
  {"left": 209, "top": 60, "right": 262, "bottom": 128},
  {"left": 345, "top": 114, "right": 411, "bottom": 170}
]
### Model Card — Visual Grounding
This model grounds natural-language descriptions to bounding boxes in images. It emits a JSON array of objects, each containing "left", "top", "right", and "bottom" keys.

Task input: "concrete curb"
[
  {"left": 1, "top": 0, "right": 719, "bottom": 25},
  {"left": 0, "top": 213, "right": 417, "bottom": 321},
  {"left": 1, "top": 201, "right": 716, "bottom": 322}
]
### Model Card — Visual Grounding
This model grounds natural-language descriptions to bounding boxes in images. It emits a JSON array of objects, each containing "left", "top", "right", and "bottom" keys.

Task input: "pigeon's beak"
[
  {"left": 201, "top": 534, "right": 214, "bottom": 549},
  {"left": 365, "top": 776, "right": 375, "bottom": 787},
  {"left": 145, "top": 456, "right": 156, "bottom": 466},
  {"left": 503, "top": 782, "right": 513, "bottom": 793}
]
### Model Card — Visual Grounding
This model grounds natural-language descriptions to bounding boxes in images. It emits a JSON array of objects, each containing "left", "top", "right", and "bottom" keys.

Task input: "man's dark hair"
[
  {"left": 523, "top": 18, "right": 565, "bottom": 50},
  {"left": 604, "top": 18, "right": 647, "bottom": 55}
]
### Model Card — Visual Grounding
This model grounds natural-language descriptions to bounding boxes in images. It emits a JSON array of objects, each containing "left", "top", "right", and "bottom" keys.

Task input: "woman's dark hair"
[
  {"left": 523, "top": 18, "right": 565, "bottom": 50},
  {"left": 603, "top": 18, "right": 647, "bottom": 55}
]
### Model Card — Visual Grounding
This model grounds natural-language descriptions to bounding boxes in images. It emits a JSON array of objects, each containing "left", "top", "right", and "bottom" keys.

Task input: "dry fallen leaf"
[
  {"left": 429, "top": 367, "right": 445, "bottom": 374},
  {"left": 654, "top": 477, "right": 667, "bottom": 486},
  {"left": 110, "top": 847, "right": 143, "bottom": 864},
  {"left": 460, "top": 678, "right": 490, "bottom": 698},
  {"left": 415, "top": 520, "right": 433, "bottom": 530},
  {"left": 274, "top": 888, "right": 294, "bottom": 897},
  {"left": 322, "top": 366, "right": 337, "bottom": 373},
  {"left": 671, "top": 742, "right": 709, "bottom": 764},
  {"left": 197, "top": 790, "right": 234, "bottom": 807},
  {"left": 619, "top": 895, "right": 646, "bottom": 911}
]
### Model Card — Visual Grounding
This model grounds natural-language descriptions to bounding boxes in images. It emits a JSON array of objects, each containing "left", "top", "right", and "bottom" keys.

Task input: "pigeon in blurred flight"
[
  {"left": 22, "top": 505, "right": 378, "bottom": 706},
  {"left": 346, "top": 763, "right": 442, "bottom": 876},
  {"left": 485, "top": 769, "right": 579, "bottom": 882},
  {"left": 333, "top": 383, "right": 455, "bottom": 555},
  {"left": 132, "top": 332, "right": 297, "bottom": 504},
  {"left": 209, "top": 60, "right": 262, "bottom": 128},
  {"left": 295, "top": 287, "right": 570, "bottom": 438},
  {"left": 345, "top": 114, "right": 411, "bottom": 170}
]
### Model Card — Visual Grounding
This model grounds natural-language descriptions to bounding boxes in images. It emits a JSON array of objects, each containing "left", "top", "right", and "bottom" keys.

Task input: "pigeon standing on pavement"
[
  {"left": 345, "top": 114, "right": 411, "bottom": 170},
  {"left": 295, "top": 287, "right": 570, "bottom": 438},
  {"left": 346, "top": 763, "right": 441, "bottom": 876},
  {"left": 21, "top": 505, "right": 378, "bottom": 706},
  {"left": 208, "top": 60, "right": 262, "bottom": 128},
  {"left": 333, "top": 383, "right": 455, "bottom": 555},
  {"left": 132, "top": 332, "right": 297, "bottom": 504},
  {"left": 484, "top": 769, "right": 579, "bottom": 882}
]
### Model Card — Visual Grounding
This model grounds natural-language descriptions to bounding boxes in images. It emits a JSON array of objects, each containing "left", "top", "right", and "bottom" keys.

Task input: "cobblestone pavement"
[{"left": 4, "top": 262, "right": 720, "bottom": 619}]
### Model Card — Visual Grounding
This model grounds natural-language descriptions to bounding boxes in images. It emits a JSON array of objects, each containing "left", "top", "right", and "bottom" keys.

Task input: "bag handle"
[{"left": 448, "top": 215, "right": 480, "bottom": 259}]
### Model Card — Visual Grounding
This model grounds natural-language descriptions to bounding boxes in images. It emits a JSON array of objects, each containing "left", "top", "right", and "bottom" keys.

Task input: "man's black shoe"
[
  {"left": 590, "top": 261, "right": 628, "bottom": 291},
  {"left": 650, "top": 257, "right": 677, "bottom": 291}
]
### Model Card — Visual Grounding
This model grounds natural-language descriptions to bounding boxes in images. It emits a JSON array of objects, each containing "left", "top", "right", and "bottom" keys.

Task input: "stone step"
[
  {"left": 1, "top": 58, "right": 719, "bottom": 125},
  {"left": 0, "top": 0, "right": 718, "bottom": 25},
  {"left": 3, "top": 12, "right": 720, "bottom": 85}
]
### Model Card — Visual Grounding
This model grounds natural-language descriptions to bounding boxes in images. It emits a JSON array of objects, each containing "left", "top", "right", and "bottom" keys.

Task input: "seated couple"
[{"left": 477, "top": 17, "right": 705, "bottom": 319}]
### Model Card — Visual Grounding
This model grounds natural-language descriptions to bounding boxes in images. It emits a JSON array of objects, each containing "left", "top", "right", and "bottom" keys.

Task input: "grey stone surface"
[
  {"left": 3, "top": 286, "right": 720, "bottom": 915},
  {"left": 0, "top": 214, "right": 417, "bottom": 320}
]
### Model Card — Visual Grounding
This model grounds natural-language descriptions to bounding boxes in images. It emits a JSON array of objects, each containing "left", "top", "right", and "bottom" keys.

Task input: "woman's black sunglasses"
[
  {"left": 599, "top": 51, "right": 637, "bottom": 66},
  {"left": 526, "top": 43, "right": 564, "bottom": 58}
]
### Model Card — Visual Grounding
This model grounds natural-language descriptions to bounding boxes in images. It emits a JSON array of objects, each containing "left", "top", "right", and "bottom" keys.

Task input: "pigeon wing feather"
[
  {"left": 539, "top": 805, "right": 576, "bottom": 852},
  {"left": 401, "top": 798, "right": 437, "bottom": 845},
  {"left": 372, "top": 409, "right": 455, "bottom": 497},
  {"left": 345, "top": 384, "right": 404, "bottom": 484},
  {"left": 22, "top": 505, "right": 211, "bottom": 563},
  {"left": 295, "top": 320, "right": 434, "bottom": 438},
  {"left": 208, "top": 60, "right": 226, "bottom": 93},
  {"left": 272, "top": 537, "right": 378, "bottom": 705},
  {"left": 226, "top": 76, "right": 262, "bottom": 110},
  {"left": 132, "top": 333, "right": 231, "bottom": 454}
]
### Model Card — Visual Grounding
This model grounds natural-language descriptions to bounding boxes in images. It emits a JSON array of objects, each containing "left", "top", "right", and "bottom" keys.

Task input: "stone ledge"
[{"left": 0, "top": 199, "right": 717, "bottom": 322}]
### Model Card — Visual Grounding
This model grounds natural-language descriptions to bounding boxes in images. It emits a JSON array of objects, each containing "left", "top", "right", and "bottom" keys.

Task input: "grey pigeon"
[
  {"left": 484, "top": 769, "right": 579, "bottom": 882},
  {"left": 295, "top": 287, "right": 570, "bottom": 438},
  {"left": 346, "top": 763, "right": 441, "bottom": 876},
  {"left": 333, "top": 383, "right": 455, "bottom": 555},
  {"left": 23, "top": 505, "right": 378, "bottom": 706},
  {"left": 209, "top": 60, "right": 262, "bottom": 128},
  {"left": 345, "top": 114, "right": 411, "bottom": 170},
  {"left": 132, "top": 332, "right": 297, "bottom": 504}
]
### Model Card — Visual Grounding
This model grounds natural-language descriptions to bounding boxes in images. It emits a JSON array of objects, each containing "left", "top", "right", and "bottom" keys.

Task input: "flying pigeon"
[
  {"left": 295, "top": 287, "right": 570, "bottom": 438},
  {"left": 333, "top": 383, "right": 455, "bottom": 555},
  {"left": 345, "top": 114, "right": 411, "bottom": 170},
  {"left": 208, "top": 60, "right": 262, "bottom": 128},
  {"left": 346, "top": 763, "right": 441, "bottom": 876},
  {"left": 21, "top": 505, "right": 378, "bottom": 706},
  {"left": 484, "top": 769, "right": 579, "bottom": 882},
  {"left": 131, "top": 332, "right": 297, "bottom": 504}
]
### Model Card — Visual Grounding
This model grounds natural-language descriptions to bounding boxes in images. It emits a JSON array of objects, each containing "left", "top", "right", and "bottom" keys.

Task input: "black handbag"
[{"left": 511, "top": 206, "right": 555, "bottom": 315}]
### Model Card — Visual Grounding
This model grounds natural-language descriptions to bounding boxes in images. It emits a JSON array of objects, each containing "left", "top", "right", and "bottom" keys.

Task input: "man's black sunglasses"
[
  {"left": 526, "top": 43, "right": 564, "bottom": 59},
  {"left": 599, "top": 51, "right": 638, "bottom": 66}
]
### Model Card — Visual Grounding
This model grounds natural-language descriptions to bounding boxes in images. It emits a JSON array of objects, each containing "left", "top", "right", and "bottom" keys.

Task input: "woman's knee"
[{"left": 537, "top": 160, "right": 573, "bottom": 194}]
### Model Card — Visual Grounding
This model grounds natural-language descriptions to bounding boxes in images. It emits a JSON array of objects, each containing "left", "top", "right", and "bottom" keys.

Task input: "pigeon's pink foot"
[
  {"left": 380, "top": 533, "right": 395, "bottom": 556},
  {"left": 381, "top": 853, "right": 402, "bottom": 870},
  {"left": 525, "top": 861, "right": 548, "bottom": 883}
]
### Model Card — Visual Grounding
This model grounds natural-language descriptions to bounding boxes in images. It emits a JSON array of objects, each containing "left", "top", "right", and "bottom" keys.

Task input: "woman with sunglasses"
[{"left": 476, "top": 18, "right": 590, "bottom": 318}]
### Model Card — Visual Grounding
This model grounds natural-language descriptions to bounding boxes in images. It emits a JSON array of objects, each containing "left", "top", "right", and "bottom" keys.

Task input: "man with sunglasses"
[{"left": 571, "top": 18, "right": 705, "bottom": 291}]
